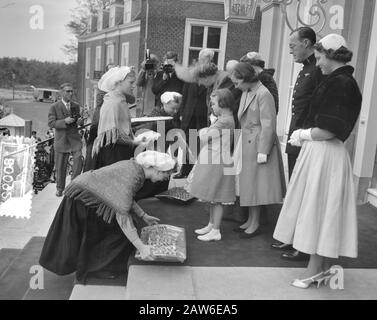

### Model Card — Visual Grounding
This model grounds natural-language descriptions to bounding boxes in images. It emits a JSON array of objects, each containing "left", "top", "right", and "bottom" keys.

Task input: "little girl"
[{"left": 187, "top": 88, "right": 236, "bottom": 241}]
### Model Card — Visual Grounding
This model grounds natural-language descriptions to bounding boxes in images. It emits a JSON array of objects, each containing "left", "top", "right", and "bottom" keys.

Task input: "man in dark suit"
[
  {"left": 272, "top": 27, "right": 323, "bottom": 261},
  {"left": 174, "top": 82, "right": 208, "bottom": 178},
  {"left": 152, "top": 51, "right": 184, "bottom": 108},
  {"left": 48, "top": 83, "right": 84, "bottom": 197}
]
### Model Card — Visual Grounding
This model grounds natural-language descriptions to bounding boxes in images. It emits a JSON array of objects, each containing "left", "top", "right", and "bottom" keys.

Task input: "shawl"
[
  {"left": 64, "top": 160, "right": 145, "bottom": 222},
  {"left": 92, "top": 90, "right": 134, "bottom": 155},
  {"left": 303, "top": 66, "right": 362, "bottom": 141}
]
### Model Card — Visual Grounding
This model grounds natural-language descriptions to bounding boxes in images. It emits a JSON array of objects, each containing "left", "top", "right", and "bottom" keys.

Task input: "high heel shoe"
[
  {"left": 291, "top": 272, "right": 324, "bottom": 289},
  {"left": 319, "top": 268, "right": 337, "bottom": 286}
]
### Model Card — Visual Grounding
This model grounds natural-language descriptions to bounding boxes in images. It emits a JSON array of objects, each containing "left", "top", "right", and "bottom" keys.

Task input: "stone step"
[
  {"left": 0, "top": 248, "right": 22, "bottom": 280},
  {"left": 367, "top": 189, "right": 377, "bottom": 209},
  {"left": 125, "top": 265, "right": 377, "bottom": 300},
  {"left": 69, "top": 285, "right": 127, "bottom": 300}
]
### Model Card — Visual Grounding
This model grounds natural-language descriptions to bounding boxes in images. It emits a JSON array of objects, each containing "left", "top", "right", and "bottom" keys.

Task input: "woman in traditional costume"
[
  {"left": 92, "top": 66, "right": 139, "bottom": 169},
  {"left": 39, "top": 151, "right": 176, "bottom": 282}
]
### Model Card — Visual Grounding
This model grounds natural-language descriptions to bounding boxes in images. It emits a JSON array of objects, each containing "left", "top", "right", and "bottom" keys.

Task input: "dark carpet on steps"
[
  {"left": 128, "top": 199, "right": 377, "bottom": 269},
  {"left": 0, "top": 237, "right": 75, "bottom": 300},
  {"left": 1, "top": 201, "right": 376, "bottom": 299},
  {"left": 0, "top": 249, "right": 21, "bottom": 278}
]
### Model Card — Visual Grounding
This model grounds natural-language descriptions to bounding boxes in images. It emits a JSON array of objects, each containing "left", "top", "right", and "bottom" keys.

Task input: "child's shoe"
[
  {"left": 197, "top": 229, "right": 221, "bottom": 241},
  {"left": 195, "top": 223, "right": 213, "bottom": 235}
]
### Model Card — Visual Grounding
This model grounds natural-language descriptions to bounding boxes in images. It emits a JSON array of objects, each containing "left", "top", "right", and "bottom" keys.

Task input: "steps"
[
  {"left": 0, "top": 237, "right": 75, "bottom": 300},
  {"left": 0, "top": 249, "right": 22, "bottom": 279},
  {"left": 367, "top": 189, "right": 377, "bottom": 208}
]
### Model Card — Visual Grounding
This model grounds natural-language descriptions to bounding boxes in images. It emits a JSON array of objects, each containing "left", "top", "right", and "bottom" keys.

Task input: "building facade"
[{"left": 77, "top": 0, "right": 261, "bottom": 114}]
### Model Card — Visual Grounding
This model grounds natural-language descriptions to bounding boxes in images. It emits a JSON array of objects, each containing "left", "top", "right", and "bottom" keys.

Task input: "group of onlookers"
[{"left": 42, "top": 26, "right": 362, "bottom": 289}]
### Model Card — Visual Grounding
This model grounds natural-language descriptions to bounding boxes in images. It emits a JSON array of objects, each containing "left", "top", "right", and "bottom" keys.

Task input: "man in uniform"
[{"left": 272, "top": 27, "right": 323, "bottom": 261}]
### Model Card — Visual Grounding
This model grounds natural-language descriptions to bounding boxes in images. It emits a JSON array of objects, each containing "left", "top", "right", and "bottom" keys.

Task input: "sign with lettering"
[{"left": 0, "top": 136, "right": 35, "bottom": 218}]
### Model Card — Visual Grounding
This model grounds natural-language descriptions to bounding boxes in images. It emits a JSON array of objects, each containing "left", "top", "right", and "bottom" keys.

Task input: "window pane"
[
  {"left": 207, "top": 27, "right": 221, "bottom": 49},
  {"left": 188, "top": 50, "right": 200, "bottom": 66},
  {"left": 213, "top": 51, "right": 219, "bottom": 65},
  {"left": 190, "top": 26, "right": 204, "bottom": 47}
]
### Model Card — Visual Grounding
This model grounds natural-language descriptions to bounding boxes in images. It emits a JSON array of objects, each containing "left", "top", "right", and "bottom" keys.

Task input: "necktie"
[{"left": 66, "top": 102, "right": 71, "bottom": 112}]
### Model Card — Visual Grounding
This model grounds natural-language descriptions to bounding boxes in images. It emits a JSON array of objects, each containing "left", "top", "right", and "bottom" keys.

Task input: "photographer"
[
  {"left": 152, "top": 51, "right": 184, "bottom": 108},
  {"left": 48, "top": 83, "right": 85, "bottom": 197},
  {"left": 136, "top": 52, "right": 160, "bottom": 115}
]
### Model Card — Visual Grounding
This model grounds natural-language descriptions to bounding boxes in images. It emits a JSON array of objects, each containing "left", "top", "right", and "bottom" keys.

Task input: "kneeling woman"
[
  {"left": 39, "top": 151, "right": 176, "bottom": 282},
  {"left": 273, "top": 34, "right": 362, "bottom": 288}
]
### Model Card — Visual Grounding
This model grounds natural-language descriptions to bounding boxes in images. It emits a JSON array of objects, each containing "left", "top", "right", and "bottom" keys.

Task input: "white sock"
[{"left": 195, "top": 223, "right": 214, "bottom": 235}]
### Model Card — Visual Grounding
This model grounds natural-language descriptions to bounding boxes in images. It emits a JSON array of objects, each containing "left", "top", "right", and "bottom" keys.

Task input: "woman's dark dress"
[{"left": 40, "top": 144, "right": 138, "bottom": 282}]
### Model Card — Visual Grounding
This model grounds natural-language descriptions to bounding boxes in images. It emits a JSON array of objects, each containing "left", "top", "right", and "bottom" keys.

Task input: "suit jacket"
[
  {"left": 152, "top": 71, "right": 184, "bottom": 107},
  {"left": 180, "top": 83, "right": 208, "bottom": 132},
  {"left": 286, "top": 54, "right": 323, "bottom": 155},
  {"left": 48, "top": 100, "right": 83, "bottom": 153}
]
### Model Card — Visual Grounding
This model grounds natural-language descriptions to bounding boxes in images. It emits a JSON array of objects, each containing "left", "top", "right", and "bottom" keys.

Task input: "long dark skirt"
[
  {"left": 39, "top": 197, "right": 134, "bottom": 281},
  {"left": 94, "top": 143, "right": 134, "bottom": 169}
]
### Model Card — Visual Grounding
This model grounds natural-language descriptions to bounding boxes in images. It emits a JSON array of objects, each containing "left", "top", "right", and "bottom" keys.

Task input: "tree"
[{"left": 62, "top": 0, "right": 110, "bottom": 60}]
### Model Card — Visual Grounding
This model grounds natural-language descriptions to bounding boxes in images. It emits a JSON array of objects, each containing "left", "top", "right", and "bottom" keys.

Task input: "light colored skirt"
[
  {"left": 186, "top": 161, "right": 236, "bottom": 205},
  {"left": 273, "top": 139, "right": 358, "bottom": 259}
]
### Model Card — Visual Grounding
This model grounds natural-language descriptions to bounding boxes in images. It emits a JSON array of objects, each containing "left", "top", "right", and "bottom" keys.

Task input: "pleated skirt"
[{"left": 273, "top": 139, "right": 358, "bottom": 259}]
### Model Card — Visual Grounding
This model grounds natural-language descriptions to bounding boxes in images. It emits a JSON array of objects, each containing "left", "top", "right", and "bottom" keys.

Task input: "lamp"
[{"left": 224, "top": 0, "right": 260, "bottom": 23}]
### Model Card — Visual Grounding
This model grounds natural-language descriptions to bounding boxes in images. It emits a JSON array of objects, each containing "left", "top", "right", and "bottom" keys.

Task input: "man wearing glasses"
[{"left": 48, "top": 83, "right": 84, "bottom": 197}]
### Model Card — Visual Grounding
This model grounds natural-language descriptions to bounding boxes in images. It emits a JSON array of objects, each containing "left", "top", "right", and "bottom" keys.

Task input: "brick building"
[{"left": 77, "top": 0, "right": 262, "bottom": 112}]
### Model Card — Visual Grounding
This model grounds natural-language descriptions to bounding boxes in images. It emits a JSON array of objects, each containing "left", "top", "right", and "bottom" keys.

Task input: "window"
[
  {"left": 97, "top": 12, "right": 103, "bottom": 31},
  {"left": 121, "top": 42, "right": 130, "bottom": 66},
  {"left": 85, "top": 47, "right": 91, "bottom": 79},
  {"left": 109, "top": 6, "right": 116, "bottom": 28},
  {"left": 106, "top": 44, "right": 115, "bottom": 65},
  {"left": 124, "top": 0, "right": 132, "bottom": 24},
  {"left": 95, "top": 46, "right": 102, "bottom": 70},
  {"left": 183, "top": 19, "right": 228, "bottom": 69}
]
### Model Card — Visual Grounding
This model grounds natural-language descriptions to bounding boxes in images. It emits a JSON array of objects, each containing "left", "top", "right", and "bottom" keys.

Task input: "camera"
[
  {"left": 163, "top": 64, "right": 174, "bottom": 74},
  {"left": 70, "top": 108, "right": 80, "bottom": 123},
  {"left": 144, "top": 49, "right": 155, "bottom": 71}
]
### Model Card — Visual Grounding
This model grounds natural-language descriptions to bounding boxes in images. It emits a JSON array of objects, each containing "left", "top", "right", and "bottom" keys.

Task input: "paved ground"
[
  {"left": 5, "top": 99, "right": 51, "bottom": 138},
  {"left": 0, "top": 180, "right": 66, "bottom": 250}
]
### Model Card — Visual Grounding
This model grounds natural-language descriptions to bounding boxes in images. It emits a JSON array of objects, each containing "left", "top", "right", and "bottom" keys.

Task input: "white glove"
[
  {"left": 209, "top": 113, "right": 217, "bottom": 125},
  {"left": 288, "top": 129, "right": 313, "bottom": 147},
  {"left": 288, "top": 129, "right": 303, "bottom": 147},
  {"left": 257, "top": 153, "right": 268, "bottom": 164},
  {"left": 299, "top": 128, "right": 313, "bottom": 141}
]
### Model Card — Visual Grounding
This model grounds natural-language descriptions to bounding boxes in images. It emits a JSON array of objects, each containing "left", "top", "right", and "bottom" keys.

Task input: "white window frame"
[
  {"left": 95, "top": 46, "right": 102, "bottom": 71},
  {"left": 106, "top": 43, "right": 115, "bottom": 65},
  {"left": 85, "top": 88, "right": 90, "bottom": 108},
  {"left": 124, "top": 0, "right": 132, "bottom": 24},
  {"left": 109, "top": 6, "right": 116, "bottom": 28},
  {"left": 97, "top": 12, "right": 103, "bottom": 31},
  {"left": 85, "top": 47, "right": 91, "bottom": 79},
  {"left": 121, "top": 42, "right": 130, "bottom": 66},
  {"left": 183, "top": 18, "right": 228, "bottom": 70}
]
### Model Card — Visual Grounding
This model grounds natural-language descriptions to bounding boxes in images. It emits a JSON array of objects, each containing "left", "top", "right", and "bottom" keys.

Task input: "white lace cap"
[
  {"left": 160, "top": 91, "right": 182, "bottom": 104},
  {"left": 136, "top": 150, "right": 176, "bottom": 171},
  {"left": 246, "top": 52, "right": 262, "bottom": 61},
  {"left": 98, "top": 66, "right": 132, "bottom": 92}
]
